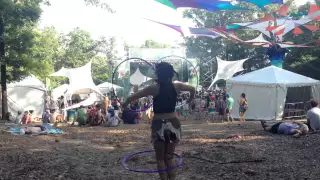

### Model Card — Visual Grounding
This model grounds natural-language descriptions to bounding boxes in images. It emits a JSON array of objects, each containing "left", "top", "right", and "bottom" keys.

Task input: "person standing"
[
  {"left": 122, "top": 62, "right": 195, "bottom": 180},
  {"left": 307, "top": 100, "right": 320, "bottom": 131},
  {"left": 216, "top": 96, "right": 227, "bottom": 123},
  {"left": 226, "top": 94, "right": 234, "bottom": 122},
  {"left": 238, "top": 93, "right": 248, "bottom": 122}
]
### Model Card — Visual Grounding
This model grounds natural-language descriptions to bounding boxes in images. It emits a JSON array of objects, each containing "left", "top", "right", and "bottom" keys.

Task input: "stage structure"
[{"left": 113, "top": 48, "right": 199, "bottom": 97}]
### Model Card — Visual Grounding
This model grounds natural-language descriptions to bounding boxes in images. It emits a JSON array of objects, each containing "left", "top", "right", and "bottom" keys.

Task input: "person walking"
[
  {"left": 238, "top": 93, "right": 248, "bottom": 122},
  {"left": 226, "top": 94, "right": 234, "bottom": 122}
]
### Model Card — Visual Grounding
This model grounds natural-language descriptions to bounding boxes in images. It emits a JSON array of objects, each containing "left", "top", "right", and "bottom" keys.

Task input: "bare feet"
[{"left": 260, "top": 121, "right": 268, "bottom": 130}]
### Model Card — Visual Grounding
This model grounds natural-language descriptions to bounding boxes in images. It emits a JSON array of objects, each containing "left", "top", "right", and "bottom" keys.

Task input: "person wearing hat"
[
  {"left": 106, "top": 106, "right": 121, "bottom": 127},
  {"left": 226, "top": 94, "right": 234, "bottom": 122}
]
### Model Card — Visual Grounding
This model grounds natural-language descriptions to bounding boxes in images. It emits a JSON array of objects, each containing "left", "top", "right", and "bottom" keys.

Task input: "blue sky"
[{"left": 40, "top": 0, "right": 311, "bottom": 46}]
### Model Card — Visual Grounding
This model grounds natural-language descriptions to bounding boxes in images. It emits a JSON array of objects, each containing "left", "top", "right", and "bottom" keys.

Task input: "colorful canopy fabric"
[
  {"left": 154, "top": 0, "right": 283, "bottom": 11},
  {"left": 146, "top": 19, "right": 223, "bottom": 38}
]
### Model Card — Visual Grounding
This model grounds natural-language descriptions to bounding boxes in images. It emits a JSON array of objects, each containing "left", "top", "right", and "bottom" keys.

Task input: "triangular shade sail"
[
  {"left": 245, "top": 33, "right": 270, "bottom": 44},
  {"left": 130, "top": 68, "right": 152, "bottom": 86},
  {"left": 49, "top": 67, "right": 68, "bottom": 77},
  {"left": 50, "top": 61, "right": 102, "bottom": 96},
  {"left": 208, "top": 57, "right": 248, "bottom": 89},
  {"left": 228, "top": 66, "right": 319, "bottom": 87}
]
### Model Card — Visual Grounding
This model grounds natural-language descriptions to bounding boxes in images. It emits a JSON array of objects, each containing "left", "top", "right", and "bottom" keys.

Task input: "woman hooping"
[{"left": 122, "top": 62, "right": 195, "bottom": 180}]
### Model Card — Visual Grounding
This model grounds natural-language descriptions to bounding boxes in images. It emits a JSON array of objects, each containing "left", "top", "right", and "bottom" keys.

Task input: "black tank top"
[{"left": 153, "top": 83, "right": 177, "bottom": 114}]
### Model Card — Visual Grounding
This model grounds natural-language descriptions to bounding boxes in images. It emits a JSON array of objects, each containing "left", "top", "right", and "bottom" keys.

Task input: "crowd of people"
[{"left": 175, "top": 89, "right": 248, "bottom": 123}]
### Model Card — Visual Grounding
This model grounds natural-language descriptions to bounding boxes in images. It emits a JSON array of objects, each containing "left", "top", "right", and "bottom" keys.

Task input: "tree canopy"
[{"left": 183, "top": 2, "right": 320, "bottom": 87}]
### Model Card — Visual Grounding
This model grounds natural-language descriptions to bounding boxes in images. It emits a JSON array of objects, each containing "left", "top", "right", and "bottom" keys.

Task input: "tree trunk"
[{"left": 0, "top": 17, "right": 7, "bottom": 120}]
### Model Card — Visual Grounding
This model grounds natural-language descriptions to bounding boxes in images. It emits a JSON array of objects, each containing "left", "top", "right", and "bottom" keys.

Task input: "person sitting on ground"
[
  {"left": 28, "top": 110, "right": 34, "bottom": 123},
  {"left": 22, "top": 111, "right": 31, "bottom": 124},
  {"left": 72, "top": 105, "right": 87, "bottom": 126},
  {"left": 105, "top": 106, "right": 121, "bottom": 127},
  {"left": 87, "top": 104, "right": 105, "bottom": 126},
  {"left": 261, "top": 120, "right": 309, "bottom": 137},
  {"left": 15, "top": 111, "right": 23, "bottom": 124},
  {"left": 307, "top": 100, "right": 320, "bottom": 132},
  {"left": 42, "top": 109, "right": 51, "bottom": 124}
]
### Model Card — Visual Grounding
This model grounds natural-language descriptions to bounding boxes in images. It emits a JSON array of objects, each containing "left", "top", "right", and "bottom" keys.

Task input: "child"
[
  {"left": 181, "top": 100, "right": 189, "bottom": 121},
  {"left": 175, "top": 99, "right": 182, "bottom": 117}
]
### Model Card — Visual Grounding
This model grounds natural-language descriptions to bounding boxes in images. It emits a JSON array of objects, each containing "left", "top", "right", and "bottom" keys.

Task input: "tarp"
[
  {"left": 208, "top": 57, "right": 248, "bottom": 89},
  {"left": 226, "top": 66, "right": 320, "bottom": 120},
  {"left": 0, "top": 75, "right": 46, "bottom": 117},
  {"left": 64, "top": 93, "right": 99, "bottom": 110}
]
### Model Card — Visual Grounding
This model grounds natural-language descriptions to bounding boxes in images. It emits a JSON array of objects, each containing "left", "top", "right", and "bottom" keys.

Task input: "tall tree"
[
  {"left": 0, "top": 0, "right": 43, "bottom": 118},
  {"left": 53, "top": 28, "right": 118, "bottom": 85}
]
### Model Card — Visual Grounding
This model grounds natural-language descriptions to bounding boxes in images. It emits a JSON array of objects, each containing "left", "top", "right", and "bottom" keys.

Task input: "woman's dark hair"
[
  {"left": 155, "top": 62, "right": 177, "bottom": 83},
  {"left": 241, "top": 93, "right": 246, "bottom": 98},
  {"left": 155, "top": 62, "right": 178, "bottom": 97},
  {"left": 310, "top": 100, "right": 318, "bottom": 108}
]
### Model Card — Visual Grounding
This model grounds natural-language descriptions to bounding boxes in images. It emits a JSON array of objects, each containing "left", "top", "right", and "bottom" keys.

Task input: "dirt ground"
[{"left": 0, "top": 117, "right": 320, "bottom": 180}]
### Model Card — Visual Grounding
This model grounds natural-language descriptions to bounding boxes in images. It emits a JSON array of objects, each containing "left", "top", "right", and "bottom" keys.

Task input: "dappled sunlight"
[
  {"left": 105, "top": 129, "right": 130, "bottom": 134},
  {"left": 91, "top": 145, "right": 115, "bottom": 151},
  {"left": 186, "top": 136, "right": 266, "bottom": 143}
]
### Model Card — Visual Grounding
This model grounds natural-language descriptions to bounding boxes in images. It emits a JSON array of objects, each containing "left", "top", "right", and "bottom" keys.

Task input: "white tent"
[
  {"left": 97, "top": 82, "right": 123, "bottom": 94},
  {"left": 208, "top": 57, "right": 248, "bottom": 89},
  {"left": 130, "top": 68, "right": 151, "bottom": 86},
  {"left": 0, "top": 75, "right": 46, "bottom": 117},
  {"left": 226, "top": 66, "right": 320, "bottom": 120}
]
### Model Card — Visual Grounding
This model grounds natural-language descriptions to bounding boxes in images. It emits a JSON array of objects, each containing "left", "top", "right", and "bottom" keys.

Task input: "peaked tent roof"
[
  {"left": 8, "top": 75, "right": 46, "bottom": 90},
  {"left": 97, "top": 82, "right": 122, "bottom": 89},
  {"left": 228, "top": 66, "right": 320, "bottom": 87}
]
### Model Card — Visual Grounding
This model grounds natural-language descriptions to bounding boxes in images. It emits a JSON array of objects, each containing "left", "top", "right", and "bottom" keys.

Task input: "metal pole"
[{"left": 0, "top": 15, "right": 8, "bottom": 120}]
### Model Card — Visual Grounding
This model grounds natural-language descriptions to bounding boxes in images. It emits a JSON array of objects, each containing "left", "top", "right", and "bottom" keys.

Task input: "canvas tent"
[
  {"left": 226, "top": 66, "right": 320, "bottom": 120},
  {"left": 0, "top": 75, "right": 46, "bottom": 117},
  {"left": 97, "top": 82, "right": 123, "bottom": 94}
]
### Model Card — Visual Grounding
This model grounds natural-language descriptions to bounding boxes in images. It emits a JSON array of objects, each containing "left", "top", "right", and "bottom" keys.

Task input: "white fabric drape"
[{"left": 208, "top": 57, "right": 247, "bottom": 89}]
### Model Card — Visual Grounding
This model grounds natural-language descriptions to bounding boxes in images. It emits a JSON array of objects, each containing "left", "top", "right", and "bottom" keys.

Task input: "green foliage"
[
  {"left": 140, "top": 40, "right": 171, "bottom": 48},
  {"left": 1, "top": 0, "right": 43, "bottom": 82}
]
